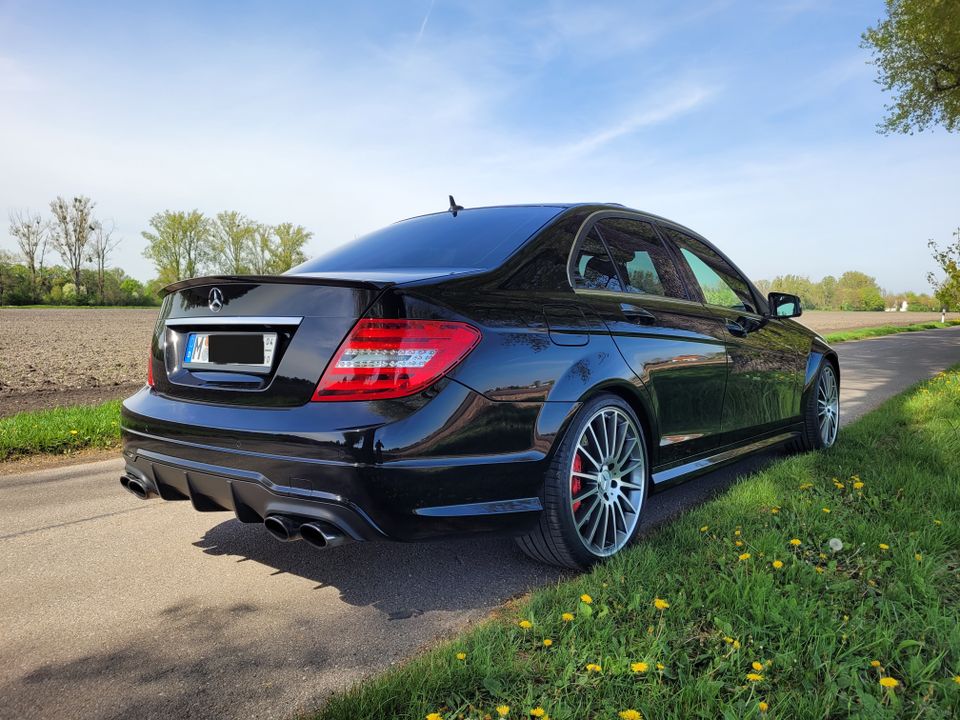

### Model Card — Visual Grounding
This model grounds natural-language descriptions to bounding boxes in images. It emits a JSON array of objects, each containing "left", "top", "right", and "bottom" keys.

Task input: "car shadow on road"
[{"left": 191, "top": 449, "right": 788, "bottom": 619}]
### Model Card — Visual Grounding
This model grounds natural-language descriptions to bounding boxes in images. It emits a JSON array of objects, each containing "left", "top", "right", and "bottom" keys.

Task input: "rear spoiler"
[{"left": 160, "top": 274, "right": 390, "bottom": 297}]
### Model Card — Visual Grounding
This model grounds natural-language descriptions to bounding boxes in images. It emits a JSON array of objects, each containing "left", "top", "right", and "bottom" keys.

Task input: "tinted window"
[
  {"left": 662, "top": 228, "right": 757, "bottom": 311},
  {"left": 573, "top": 228, "right": 624, "bottom": 290},
  {"left": 294, "top": 206, "right": 563, "bottom": 272},
  {"left": 595, "top": 218, "right": 686, "bottom": 299}
]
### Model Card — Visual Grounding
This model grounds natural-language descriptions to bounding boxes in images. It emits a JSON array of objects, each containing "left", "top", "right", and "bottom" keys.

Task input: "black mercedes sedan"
[{"left": 120, "top": 203, "right": 839, "bottom": 569}]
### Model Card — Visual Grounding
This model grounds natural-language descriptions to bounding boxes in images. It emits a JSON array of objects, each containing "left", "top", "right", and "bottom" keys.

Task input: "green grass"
[
  {"left": 824, "top": 319, "right": 960, "bottom": 343},
  {"left": 314, "top": 369, "right": 960, "bottom": 720},
  {"left": 0, "top": 304, "right": 157, "bottom": 310},
  {"left": 0, "top": 400, "right": 122, "bottom": 461}
]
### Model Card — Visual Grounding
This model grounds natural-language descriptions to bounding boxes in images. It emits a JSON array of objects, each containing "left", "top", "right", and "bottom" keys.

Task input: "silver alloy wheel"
[
  {"left": 569, "top": 407, "right": 645, "bottom": 557},
  {"left": 817, "top": 363, "right": 839, "bottom": 447}
]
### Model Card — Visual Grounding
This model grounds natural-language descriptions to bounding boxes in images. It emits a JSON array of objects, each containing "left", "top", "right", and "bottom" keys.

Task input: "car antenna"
[{"left": 448, "top": 195, "right": 464, "bottom": 217}]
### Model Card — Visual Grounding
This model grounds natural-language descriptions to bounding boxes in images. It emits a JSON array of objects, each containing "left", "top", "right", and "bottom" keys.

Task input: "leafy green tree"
[
  {"left": 248, "top": 223, "right": 275, "bottom": 275},
  {"left": 212, "top": 211, "right": 257, "bottom": 274},
  {"left": 836, "top": 271, "right": 885, "bottom": 310},
  {"left": 142, "top": 210, "right": 212, "bottom": 284},
  {"left": 928, "top": 227, "right": 960, "bottom": 310},
  {"left": 862, "top": 0, "right": 960, "bottom": 134},
  {"left": 269, "top": 222, "right": 312, "bottom": 273}
]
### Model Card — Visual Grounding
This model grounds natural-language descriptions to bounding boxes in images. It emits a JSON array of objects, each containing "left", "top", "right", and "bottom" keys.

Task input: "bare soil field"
[
  {"left": 0, "top": 308, "right": 157, "bottom": 417},
  {"left": 0, "top": 308, "right": 953, "bottom": 417}
]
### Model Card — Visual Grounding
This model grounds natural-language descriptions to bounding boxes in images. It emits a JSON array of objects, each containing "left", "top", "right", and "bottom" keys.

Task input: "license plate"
[{"left": 183, "top": 332, "right": 277, "bottom": 371}]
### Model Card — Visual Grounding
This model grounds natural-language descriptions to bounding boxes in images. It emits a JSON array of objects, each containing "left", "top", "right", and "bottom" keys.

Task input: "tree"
[
  {"left": 8, "top": 209, "right": 47, "bottom": 300},
  {"left": 249, "top": 223, "right": 275, "bottom": 275},
  {"left": 87, "top": 220, "right": 120, "bottom": 304},
  {"left": 269, "top": 222, "right": 311, "bottom": 273},
  {"left": 928, "top": 227, "right": 960, "bottom": 310},
  {"left": 862, "top": 0, "right": 960, "bottom": 134},
  {"left": 49, "top": 196, "right": 95, "bottom": 300},
  {"left": 212, "top": 211, "right": 257, "bottom": 274},
  {"left": 142, "top": 210, "right": 212, "bottom": 284},
  {"left": 835, "top": 271, "right": 885, "bottom": 311}
]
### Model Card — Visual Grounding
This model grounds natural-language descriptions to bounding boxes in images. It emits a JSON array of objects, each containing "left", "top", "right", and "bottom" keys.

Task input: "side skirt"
[{"left": 650, "top": 429, "right": 800, "bottom": 489}]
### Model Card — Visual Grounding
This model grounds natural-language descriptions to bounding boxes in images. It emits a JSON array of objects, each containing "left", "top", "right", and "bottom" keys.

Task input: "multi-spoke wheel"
[
  {"left": 793, "top": 358, "right": 840, "bottom": 452},
  {"left": 817, "top": 363, "right": 839, "bottom": 447},
  {"left": 516, "top": 394, "right": 648, "bottom": 569}
]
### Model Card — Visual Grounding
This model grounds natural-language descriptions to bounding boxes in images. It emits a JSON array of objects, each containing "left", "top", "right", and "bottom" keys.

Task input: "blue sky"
[{"left": 0, "top": 0, "right": 956, "bottom": 292}]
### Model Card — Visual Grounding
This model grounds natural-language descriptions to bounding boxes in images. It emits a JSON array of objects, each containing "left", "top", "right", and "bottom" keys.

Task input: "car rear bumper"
[{"left": 120, "top": 384, "right": 579, "bottom": 542}]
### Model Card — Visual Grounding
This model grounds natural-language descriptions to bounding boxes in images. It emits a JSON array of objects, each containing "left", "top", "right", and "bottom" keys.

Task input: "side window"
[
  {"left": 572, "top": 228, "right": 625, "bottom": 291},
  {"left": 662, "top": 228, "right": 757, "bottom": 312},
  {"left": 595, "top": 218, "right": 687, "bottom": 299}
]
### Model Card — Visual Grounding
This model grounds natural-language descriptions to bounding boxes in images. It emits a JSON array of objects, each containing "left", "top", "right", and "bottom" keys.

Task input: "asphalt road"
[{"left": 2, "top": 326, "right": 958, "bottom": 720}]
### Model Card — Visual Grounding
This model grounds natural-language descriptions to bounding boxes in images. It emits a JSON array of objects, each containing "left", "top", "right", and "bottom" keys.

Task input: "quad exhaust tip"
[
  {"left": 120, "top": 474, "right": 156, "bottom": 500},
  {"left": 263, "top": 515, "right": 351, "bottom": 549}
]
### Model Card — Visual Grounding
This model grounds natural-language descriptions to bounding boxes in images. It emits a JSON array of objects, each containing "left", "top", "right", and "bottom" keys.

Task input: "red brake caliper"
[{"left": 571, "top": 453, "right": 583, "bottom": 512}]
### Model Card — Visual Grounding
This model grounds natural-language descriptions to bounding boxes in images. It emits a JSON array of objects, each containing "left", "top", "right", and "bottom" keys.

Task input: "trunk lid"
[{"left": 151, "top": 276, "right": 385, "bottom": 407}]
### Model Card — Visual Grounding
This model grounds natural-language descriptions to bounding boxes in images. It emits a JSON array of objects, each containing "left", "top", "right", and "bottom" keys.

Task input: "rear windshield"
[{"left": 294, "top": 206, "right": 563, "bottom": 272}]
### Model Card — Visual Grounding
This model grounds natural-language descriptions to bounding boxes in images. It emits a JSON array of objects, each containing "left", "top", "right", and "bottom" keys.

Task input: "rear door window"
[
  {"left": 572, "top": 228, "right": 625, "bottom": 291},
  {"left": 594, "top": 218, "right": 687, "bottom": 299}
]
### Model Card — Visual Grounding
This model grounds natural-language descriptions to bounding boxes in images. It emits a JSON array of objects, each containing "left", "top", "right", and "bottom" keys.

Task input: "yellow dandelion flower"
[
  {"left": 580, "top": 594, "right": 593, "bottom": 604},
  {"left": 542, "top": 638, "right": 553, "bottom": 647},
  {"left": 853, "top": 481, "right": 864, "bottom": 490},
  {"left": 700, "top": 525, "right": 709, "bottom": 532},
  {"left": 653, "top": 597, "right": 670, "bottom": 610},
  {"left": 752, "top": 661, "right": 763, "bottom": 671},
  {"left": 496, "top": 706, "right": 510, "bottom": 718},
  {"left": 799, "top": 482, "right": 813, "bottom": 490},
  {"left": 789, "top": 538, "right": 801, "bottom": 546},
  {"left": 585, "top": 663, "right": 602, "bottom": 673},
  {"left": 619, "top": 711, "right": 642, "bottom": 720},
  {"left": 735, "top": 540, "right": 744, "bottom": 547},
  {"left": 456, "top": 652, "right": 466, "bottom": 661},
  {"left": 915, "top": 553, "right": 922, "bottom": 562},
  {"left": 819, "top": 553, "right": 827, "bottom": 560},
  {"left": 530, "top": 709, "right": 546, "bottom": 718},
  {"left": 561, "top": 612, "right": 574, "bottom": 622},
  {"left": 834, "top": 482, "right": 844, "bottom": 489},
  {"left": 732, "top": 640, "right": 741, "bottom": 649},
  {"left": 870, "top": 660, "right": 881, "bottom": 668},
  {"left": 518, "top": 620, "right": 532, "bottom": 629},
  {"left": 723, "top": 636, "right": 734, "bottom": 644},
  {"left": 934, "top": 519, "right": 942, "bottom": 525},
  {"left": 734, "top": 529, "right": 742, "bottom": 536},
  {"left": 822, "top": 507, "right": 831, "bottom": 513},
  {"left": 738, "top": 552, "right": 751, "bottom": 561},
  {"left": 879, "top": 543, "right": 890, "bottom": 551},
  {"left": 426, "top": 714, "right": 443, "bottom": 720},
  {"left": 815, "top": 566, "right": 824, "bottom": 574},
  {"left": 771, "top": 507, "right": 780, "bottom": 514},
  {"left": 772, "top": 560, "right": 784, "bottom": 570},
  {"left": 631, "top": 661, "right": 649, "bottom": 673},
  {"left": 656, "top": 662, "right": 665, "bottom": 670},
  {"left": 953, "top": 675, "right": 960, "bottom": 685},
  {"left": 70, "top": 429, "right": 79, "bottom": 435},
  {"left": 746, "top": 673, "right": 764, "bottom": 682},
  {"left": 879, "top": 676, "right": 899, "bottom": 688},
  {"left": 759, "top": 701, "right": 769, "bottom": 712}
]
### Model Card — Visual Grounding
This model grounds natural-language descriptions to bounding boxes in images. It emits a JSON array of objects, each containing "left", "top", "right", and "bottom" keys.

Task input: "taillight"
[
  {"left": 312, "top": 319, "right": 481, "bottom": 402},
  {"left": 147, "top": 345, "right": 155, "bottom": 387}
]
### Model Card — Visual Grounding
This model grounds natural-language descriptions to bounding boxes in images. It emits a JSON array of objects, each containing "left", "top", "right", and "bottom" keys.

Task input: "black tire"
[
  {"left": 792, "top": 358, "right": 839, "bottom": 452},
  {"left": 516, "top": 393, "right": 648, "bottom": 570}
]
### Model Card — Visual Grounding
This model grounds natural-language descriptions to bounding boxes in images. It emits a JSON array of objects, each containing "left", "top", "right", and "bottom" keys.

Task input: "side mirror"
[{"left": 768, "top": 292, "right": 802, "bottom": 318}]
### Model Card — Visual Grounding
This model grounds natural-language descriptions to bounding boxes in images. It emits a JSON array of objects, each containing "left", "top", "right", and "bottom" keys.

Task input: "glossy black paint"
[{"left": 122, "top": 203, "right": 837, "bottom": 544}]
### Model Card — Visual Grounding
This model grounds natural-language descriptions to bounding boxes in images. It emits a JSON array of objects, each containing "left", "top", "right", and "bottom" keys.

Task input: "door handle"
[{"left": 619, "top": 303, "right": 656, "bottom": 324}]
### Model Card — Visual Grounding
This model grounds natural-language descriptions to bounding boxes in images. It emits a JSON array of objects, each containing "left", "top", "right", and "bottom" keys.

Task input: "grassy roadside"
[
  {"left": 823, "top": 319, "right": 960, "bottom": 343},
  {"left": 314, "top": 368, "right": 960, "bottom": 720},
  {"left": 0, "top": 400, "right": 121, "bottom": 461}
]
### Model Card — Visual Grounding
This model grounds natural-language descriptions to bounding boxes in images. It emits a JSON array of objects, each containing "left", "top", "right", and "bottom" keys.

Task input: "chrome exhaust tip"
[
  {"left": 300, "top": 521, "right": 350, "bottom": 550},
  {"left": 263, "top": 515, "right": 302, "bottom": 542},
  {"left": 120, "top": 474, "right": 155, "bottom": 500}
]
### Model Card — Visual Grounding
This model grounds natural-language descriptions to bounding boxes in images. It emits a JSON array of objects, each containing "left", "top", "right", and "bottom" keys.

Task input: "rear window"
[{"left": 294, "top": 206, "right": 563, "bottom": 272}]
